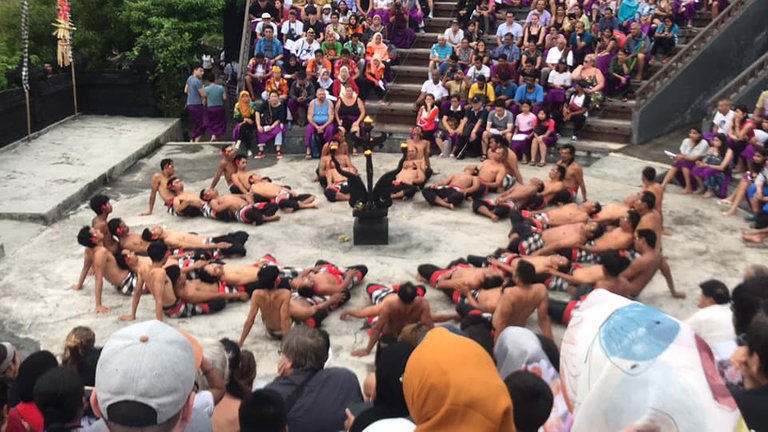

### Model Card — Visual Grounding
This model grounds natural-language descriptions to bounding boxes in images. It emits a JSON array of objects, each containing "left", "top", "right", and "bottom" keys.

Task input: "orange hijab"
[
  {"left": 237, "top": 91, "right": 253, "bottom": 118},
  {"left": 403, "top": 327, "right": 516, "bottom": 432}
]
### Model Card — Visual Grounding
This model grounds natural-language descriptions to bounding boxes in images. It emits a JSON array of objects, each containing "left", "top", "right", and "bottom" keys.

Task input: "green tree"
[
  {"left": 0, "top": 0, "right": 58, "bottom": 89},
  {"left": 121, "top": 0, "right": 225, "bottom": 115},
  {"left": 71, "top": 0, "right": 134, "bottom": 68}
]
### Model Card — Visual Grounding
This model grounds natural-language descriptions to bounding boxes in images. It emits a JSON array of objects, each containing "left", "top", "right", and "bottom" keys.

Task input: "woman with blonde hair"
[{"left": 61, "top": 326, "right": 95, "bottom": 370}]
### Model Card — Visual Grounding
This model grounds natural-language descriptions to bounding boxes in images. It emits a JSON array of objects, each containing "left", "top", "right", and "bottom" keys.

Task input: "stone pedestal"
[{"left": 353, "top": 214, "right": 389, "bottom": 245}]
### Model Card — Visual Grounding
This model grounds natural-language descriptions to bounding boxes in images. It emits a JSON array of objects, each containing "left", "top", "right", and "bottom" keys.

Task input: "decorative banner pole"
[
  {"left": 52, "top": 0, "right": 77, "bottom": 114},
  {"left": 21, "top": 0, "right": 32, "bottom": 141}
]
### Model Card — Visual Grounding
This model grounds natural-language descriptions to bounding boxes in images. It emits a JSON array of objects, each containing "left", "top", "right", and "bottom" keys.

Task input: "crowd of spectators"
[
  {"left": 2, "top": 265, "right": 768, "bottom": 431},
  {"left": 185, "top": 0, "right": 714, "bottom": 162}
]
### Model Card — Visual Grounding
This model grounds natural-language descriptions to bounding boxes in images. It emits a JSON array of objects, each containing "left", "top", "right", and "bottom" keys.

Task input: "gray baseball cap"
[{"left": 95, "top": 320, "right": 197, "bottom": 427}]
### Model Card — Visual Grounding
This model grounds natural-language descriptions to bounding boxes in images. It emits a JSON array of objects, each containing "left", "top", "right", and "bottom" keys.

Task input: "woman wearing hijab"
[
  {"left": 233, "top": 91, "right": 258, "bottom": 157},
  {"left": 366, "top": 33, "right": 390, "bottom": 62},
  {"left": 332, "top": 66, "right": 361, "bottom": 97},
  {"left": 494, "top": 326, "right": 571, "bottom": 431},
  {"left": 361, "top": 57, "right": 387, "bottom": 102},
  {"left": 350, "top": 342, "right": 415, "bottom": 431},
  {"left": 365, "top": 17, "right": 388, "bottom": 45},
  {"left": 403, "top": 327, "right": 515, "bottom": 432}
]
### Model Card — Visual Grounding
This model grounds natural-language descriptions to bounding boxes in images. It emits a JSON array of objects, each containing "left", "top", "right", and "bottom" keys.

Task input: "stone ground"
[{"left": 0, "top": 134, "right": 764, "bottom": 383}]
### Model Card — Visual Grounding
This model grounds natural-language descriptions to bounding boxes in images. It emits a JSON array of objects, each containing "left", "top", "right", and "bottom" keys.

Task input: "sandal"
[
  {"left": 305, "top": 153, "right": 312, "bottom": 160},
  {"left": 528, "top": 161, "right": 536, "bottom": 166},
  {"left": 537, "top": 162, "right": 546, "bottom": 167}
]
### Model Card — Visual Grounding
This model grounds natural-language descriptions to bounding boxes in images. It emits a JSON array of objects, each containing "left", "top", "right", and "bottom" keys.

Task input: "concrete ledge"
[{"left": 0, "top": 116, "right": 182, "bottom": 225}]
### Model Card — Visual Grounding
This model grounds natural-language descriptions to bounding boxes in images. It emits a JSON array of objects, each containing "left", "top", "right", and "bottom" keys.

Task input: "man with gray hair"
[{"left": 265, "top": 326, "right": 362, "bottom": 432}]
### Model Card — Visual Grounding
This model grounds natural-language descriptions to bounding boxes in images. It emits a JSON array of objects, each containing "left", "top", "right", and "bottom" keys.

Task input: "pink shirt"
[{"left": 515, "top": 112, "right": 537, "bottom": 132}]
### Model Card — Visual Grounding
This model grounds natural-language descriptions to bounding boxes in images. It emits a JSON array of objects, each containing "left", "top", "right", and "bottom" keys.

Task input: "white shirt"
[
  {"left": 281, "top": 20, "right": 304, "bottom": 40},
  {"left": 496, "top": 22, "right": 523, "bottom": 41},
  {"left": 685, "top": 304, "right": 736, "bottom": 360},
  {"left": 421, "top": 79, "right": 449, "bottom": 100},
  {"left": 362, "top": 418, "right": 416, "bottom": 432},
  {"left": 712, "top": 109, "right": 735, "bottom": 134},
  {"left": 548, "top": 70, "right": 572, "bottom": 87},
  {"left": 254, "top": 21, "right": 278, "bottom": 36},
  {"left": 679, "top": 138, "right": 709, "bottom": 157},
  {"left": 292, "top": 38, "right": 321, "bottom": 63},
  {"left": 443, "top": 28, "right": 465, "bottom": 46},
  {"left": 466, "top": 65, "right": 491, "bottom": 82},
  {"left": 755, "top": 128, "right": 768, "bottom": 145},
  {"left": 545, "top": 46, "right": 574, "bottom": 67}
]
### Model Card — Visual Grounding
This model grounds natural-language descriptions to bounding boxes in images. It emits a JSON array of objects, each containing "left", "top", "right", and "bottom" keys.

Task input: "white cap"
[{"left": 95, "top": 320, "right": 196, "bottom": 427}]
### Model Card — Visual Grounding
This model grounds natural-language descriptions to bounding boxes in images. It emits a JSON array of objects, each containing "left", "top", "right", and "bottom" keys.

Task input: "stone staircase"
[{"left": 366, "top": 2, "right": 711, "bottom": 154}]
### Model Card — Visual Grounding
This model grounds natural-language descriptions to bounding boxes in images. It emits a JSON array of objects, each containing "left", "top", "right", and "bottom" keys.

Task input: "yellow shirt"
[{"left": 468, "top": 82, "right": 496, "bottom": 104}]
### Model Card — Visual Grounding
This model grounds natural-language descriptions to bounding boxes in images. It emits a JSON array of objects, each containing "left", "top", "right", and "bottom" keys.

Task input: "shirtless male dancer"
[
  {"left": 210, "top": 144, "right": 239, "bottom": 193},
  {"left": 324, "top": 158, "right": 352, "bottom": 202},
  {"left": 250, "top": 178, "right": 318, "bottom": 212},
  {"left": 391, "top": 147, "right": 427, "bottom": 200},
  {"left": 237, "top": 266, "right": 293, "bottom": 343},
  {"left": 107, "top": 218, "right": 150, "bottom": 254},
  {"left": 406, "top": 126, "right": 433, "bottom": 180},
  {"left": 89, "top": 195, "right": 119, "bottom": 253},
  {"left": 199, "top": 188, "right": 281, "bottom": 225},
  {"left": 346, "top": 282, "right": 434, "bottom": 357},
  {"left": 317, "top": 140, "right": 357, "bottom": 188},
  {"left": 119, "top": 242, "right": 244, "bottom": 321},
  {"left": 489, "top": 135, "right": 524, "bottom": 187},
  {"left": 230, "top": 155, "right": 263, "bottom": 195},
  {"left": 475, "top": 146, "right": 508, "bottom": 192},
  {"left": 74, "top": 226, "right": 141, "bottom": 313},
  {"left": 632, "top": 192, "right": 682, "bottom": 298},
  {"left": 422, "top": 166, "right": 482, "bottom": 209},
  {"left": 621, "top": 229, "right": 685, "bottom": 298},
  {"left": 492, "top": 260, "right": 553, "bottom": 340},
  {"left": 139, "top": 158, "right": 176, "bottom": 216},
  {"left": 478, "top": 253, "right": 571, "bottom": 279},
  {"left": 417, "top": 259, "right": 505, "bottom": 292},
  {"left": 557, "top": 144, "right": 587, "bottom": 201},
  {"left": 476, "top": 178, "right": 547, "bottom": 220},
  {"left": 625, "top": 167, "right": 668, "bottom": 234},
  {"left": 141, "top": 226, "right": 247, "bottom": 257},
  {"left": 576, "top": 210, "right": 639, "bottom": 256},
  {"left": 165, "top": 177, "right": 220, "bottom": 218},
  {"left": 520, "top": 201, "right": 601, "bottom": 229}
]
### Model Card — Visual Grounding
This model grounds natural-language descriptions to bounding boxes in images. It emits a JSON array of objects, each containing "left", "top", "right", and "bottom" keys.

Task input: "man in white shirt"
[
  {"left": 541, "top": 36, "right": 573, "bottom": 83},
  {"left": 255, "top": 13, "right": 279, "bottom": 39},
  {"left": 711, "top": 98, "right": 736, "bottom": 135},
  {"left": 443, "top": 20, "right": 465, "bottom": 47},
  {"left": 685, "top": 280, "right": 736, "bottom": 362},
  {"left": 281, "top": 10, "right": 305, "bottom": 48},
  {"left": 414, "top": 70, "right": 449, "bottom": 109},
  {"left": 292, "top": 29, "right": 321, "bottom": 64},
  {"left": 496, "top": 11, "right": 523, "bottom": 47},
  {"left": 466, "top": 57, "right": 491, "bottom": 83}
]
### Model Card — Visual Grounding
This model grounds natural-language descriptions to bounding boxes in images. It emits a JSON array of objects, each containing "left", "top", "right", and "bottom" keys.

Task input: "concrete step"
[
  {"left": 391, "top": 65, "right": 431, "bottom": 84},
  {"left": 568, "top": 138, "right": 628, "bottom": 155},
  {"left": 386, "top": 83, "right": 423, "bottom": 103},
  {"left": 599, "top": 99, "right": 634, "bottom": 121},
  {"left": 561, "top": 117, "right": 631, "bottom": 144},
  {"left": 397, "top": 48, "right": 432, "bottom": 65}
]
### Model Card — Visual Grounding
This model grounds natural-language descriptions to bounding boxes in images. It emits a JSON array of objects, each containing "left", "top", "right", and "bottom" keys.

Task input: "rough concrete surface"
[
  {"left": 0, "top": 143, "right": 763, "bottom": 383},
  {"left": 0, "top": 115, "right": 180, "bottom": 224}
]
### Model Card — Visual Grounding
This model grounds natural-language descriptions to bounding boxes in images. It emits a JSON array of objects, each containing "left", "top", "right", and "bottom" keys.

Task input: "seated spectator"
[
  {"left": 335, "top": 84, "right": 366, "bottom": 140},
  {"left": 545, "top": 60, "right": 571, "bottom": 113},
  {"left": 651, "top": 16, "right": 678, "bottom": 62},
  {"left": 437, "top": 55, "right": 461, "bottom": 80},
  {"left": 250, "top": 0, "right": 279, "bottom": 24},
  {"left": 470, "top": 40, "right": 489, "bottom": 66},
  {"left": 320, "top": 4, "right": 334, "bottom": 25},
  {"left": 212, "top": 339, "right": 257, "bottom": 432},
  {"left": 266, "top": 326, "right": 363, "bottom": 432},
  {"left": 514, "top": 76, "right": 544, "bottom": 108},
  {"left": 721, "top": 148, "right": 767, "bottom": 217},
  {"left": 626, "top": 22, "right": 651, "bottom": 80},
  {"left": 345, "top": 15, "right": 364, "bottom": 37},
  {"left": 504, "top": 371, "right": 555, "bottom": 432},
  {"left": 492, "top": 54, "right": 516, "bottom": 86},
  {"left": 607, "top": 49, "right": 632, "bottom": 101},
  {"left": 463, "top": 20, "right": 482, "bottom": 48},
  {"left": 234, "top": 91, "right": 258, "bottom": 156},
  {"left": 414, "top": 70, "right": 448, "bottom": 110},
  {"left": 0, "top": 342, "right": 20, "bottom": 382},
  {"left": 282, "top": 54, "right": 303, "bottom": 88},
  {"left": 570, "top": 54, "right": 605, "bottom": 109},
  {"left": 303, "top": 6, "right": 326, "bottom": 39},
  {"left": 661, "top": 127, "right": 710, "bottom": 193},
  {"left": 560, "top": 80, "right": 591, "bottom": 141},
  {"left": 472, "top": 0, "right": 495, "bottom": 35},
  {"left": 466, "top": 57, "right": 491, "bottom": 83},
  {"left": 255, "top": 13, "right": 279, "bottom": 40},
  {"left": 598, "top": 7, "right": 620, "bottom": 32},
  {"left": 403, "top": 327, "right": 515, "bottom": 430},
  {"left": 492, "top": 33, "right": 521, "bottom": 67},
  {"left": 292, "top": 29, "right": 321, "bottom": 64},
  {"left": 334, "top": 49, "right": 361, "bottom": 81},
  {"left": 456, "top": 39, "right": 474, "bottom": 70},
  {"left": 239, "top": 389, "right": 288, "bottom": 432},
  {"left": 443, "top": 69, "right": 469, "bottom": 110},
  {"left": 281, "top": 9, "right": 305, "bottom": 50},
  {"left": 6, "top": 351, "right": 58, "bottom": 432},
  {"left": 288, "top": 70, "right": 316, "bottom": 127},
  {"left": 595, "top": 28, "right": 620, "bottom": 76},
  {"left": 245, "top": 53, "right": 273, "bottom": 99},
  {"left": 731, "top": 312, "right": 768, "bottom": 431},
  {"left": 321, "top": 30, "right": 343, "bottom": 62},
  {"left": 305, "top": 88, "right": 336, "bottom": 158},
  {"left": 755, "top": 89, "right": 768, "bottom": 121},
  {"left": 33, "top": 368, "right": 86, "bottom": 432},
  {"left": 457, "top": 96, "right": 488, "bottom": 158},
  {"left": 467, "top": 75, "right": 495, "bottom": 104},
  {"left": 256, "top": 91, "right": 288, "bottom": 159},
  {"left": 517, "top": 63, "right": 539, "bottom": 88},
  {"left": 685, "top": 280, "right": 736, "bottom": 362},
  {"left": 541, "top": 36, "right": 572, "bottom": 84},
  {"left": 256, "top": 26, "right": 285, "bottom": 64},
  {"left": 348, "top": 342, "right": 415, "bottom": 431},
  {"left": 263, "top": 66, "right": 290, "bottom": 102},
  {"left": 344, "top": 33, "right": 367, "bottom": 72},
  {"left": 691, "top": 133, "right": 734, "bottom": 198},
  {"left": 332, "top": 65, "right": 360, "bottom": 97},
  {"left": 437, "top": 95, "right": 465, "bottom": 157},
  {"left": 444, "top": 19, "right": 464, "bottom": 48},
  {"left": 366, "top": 32, "right": 390, "bottom": 62},
  {"left": 511, "top": 101, "right": 537, "bottom": 162},
  {"left": 361, "top": 57, "right": 387, "bottom": 101},
  {"left": 364, "top": 15, "right": 388, "bottom": 42},
  {"left": 531, "top": 109, "right": 557, "bottom": 167},
  {"left": 429, "top": 38, "right": 453, "bottom": 77},
  {"left": 316, "top": 69, "right": 335, "bottom": 94},
  {"left": 306, "top": 49, "right": 332, "bottom": 81},
  {"left": 523, "top": 12, "right": 546, "bottom": 48},
  {"left": 728, "top": 105, "right": 757, "bottom": 173},
  {"left": 482, "top": 100, "right": 514, "bottom": 157},
  {"left": 327, "top": 12, "right": 347, "bottom": 41},
  {"left": 569, "top": 21, "right": 594, "bottom": 66},
  {"left": 61, "top": 326, "right": 95, "bottom": 370},
  {"left": 495, "top": 72, "right": 519, "bottom": 109},
  {"left": 520, "top": 42, "right": 543, "bottom": 72},
  {"left": 496, "top": 11, "right": 523, "bottom": 47}
]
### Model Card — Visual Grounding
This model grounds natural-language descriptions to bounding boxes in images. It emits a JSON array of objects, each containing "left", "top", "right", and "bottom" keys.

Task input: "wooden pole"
[
  {"left": 70, "top": 62, "right": 78, "bottom": 115},
  {"left": 24, "top": 89, "right": 32, "bottom": 142}
]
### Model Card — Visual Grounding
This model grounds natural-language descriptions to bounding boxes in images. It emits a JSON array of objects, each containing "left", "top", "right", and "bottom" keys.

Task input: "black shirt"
[
  {"left": 464, "top": 107, "right": 488, "bottom": 129},
  {"left": 250, "top": 1, "right": 279, "bottom": 19},
  {"left": 733, "top": 385, "right": 768, "bottom": 431},
  {"left": 259, "top": 102, "right": 287, "bottom": 125},
  {"left": 304, "top": 19, "right": 326, "bottom": 38}
]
